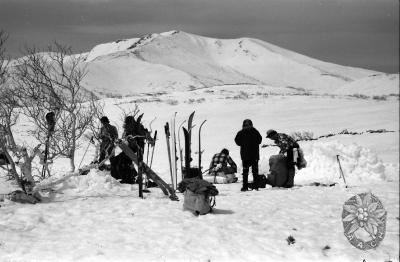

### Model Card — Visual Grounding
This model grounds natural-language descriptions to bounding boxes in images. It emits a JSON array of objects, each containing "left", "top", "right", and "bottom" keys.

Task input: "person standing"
[
  {"left": 234, "top": 119, "right": 262, "bottom": 191},
  {"left": 98, "top": 116, "right": 118, "bottom": 165},
  {"left": 266, "top": 129, "right": 299, "bottom": 188}
]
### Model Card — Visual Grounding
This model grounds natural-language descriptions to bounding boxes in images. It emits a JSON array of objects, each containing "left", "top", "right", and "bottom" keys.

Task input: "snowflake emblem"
[{"left": 342, "top": 192, "right": 387, "bottom": 250}]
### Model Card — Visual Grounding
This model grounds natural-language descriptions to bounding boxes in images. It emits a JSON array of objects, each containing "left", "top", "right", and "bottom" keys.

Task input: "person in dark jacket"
[
  {"left": 98, "top": 116, "right": 118, "bottom": 165},
  {"left": 122, "top": 115, "right": 154, "bottom": 161},
  {"left": 266, "top": 129, "right": 299, "bottom": 188},
  {"left": 234, "top": 119, "right": 262, "bottom": 191}
]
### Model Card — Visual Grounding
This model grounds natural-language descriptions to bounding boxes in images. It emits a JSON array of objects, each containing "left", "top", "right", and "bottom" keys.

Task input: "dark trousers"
[
  {"left": 285, "top": 166, "right": 295, "bottom": 188},
  {"left": 99, "top": 144, "right": 114, "bottom": 163},
  {"left": 242, "top": 159, "right": 259, "bottom": 189}
]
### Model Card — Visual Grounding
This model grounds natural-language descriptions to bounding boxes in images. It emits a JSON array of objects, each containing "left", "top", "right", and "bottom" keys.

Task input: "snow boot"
[
  {"left": 252, "top": 174, "right": 259, "bottom": 190},
  {"left": 241, "top": 173, "right": 248, "bottom": 191}
]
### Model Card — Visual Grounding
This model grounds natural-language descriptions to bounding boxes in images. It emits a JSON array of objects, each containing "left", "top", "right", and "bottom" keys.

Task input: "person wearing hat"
[
  {"left": 208, "top": 148, "right": 238, "bottom": 183},
  {"left": 98, "top": 116, "right": 118, "bottom": 166},
  {"left": 234, "top": 119, "right": 262, "bottom": 191},
  {"left": 266, "top": 129, "right": 299, "bottom": 188}
]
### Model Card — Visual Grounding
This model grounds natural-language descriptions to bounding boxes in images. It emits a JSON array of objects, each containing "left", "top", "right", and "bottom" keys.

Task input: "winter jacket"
[
  {"left": 99, "top": 124, "right": 118, "bottom": 149},
  {"left": 274, "top": 133, "right": 299, "bottom": 168},
  {"left": 274, "top": 133, "right": 299, "bottom": 155},
  {"left": 234, "top": 127, "right": 262, "bottom": 161},
  {"left": 208, "top": 153, "right": 237, "bottom": 174},
  {"left": 123, "top": 122, "right": 151, "bottom": 153}
]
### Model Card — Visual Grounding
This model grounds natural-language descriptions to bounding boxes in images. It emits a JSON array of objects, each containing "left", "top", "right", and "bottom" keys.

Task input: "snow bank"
[
  {"left": 260, "top": 140, "right": 390, "bottom": 185},
  {"left": 49, "top": 170, "right": 133, "bottom": 197}
]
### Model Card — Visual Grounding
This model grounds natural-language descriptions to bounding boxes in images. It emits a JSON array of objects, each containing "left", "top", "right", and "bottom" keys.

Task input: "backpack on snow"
[
  {"left": 294, "top": 148, "right": 307, "bottom": 170},
  {"left": 183, "top": 190, "right": 216, "bottom": 215},
  {"left": 268, "top": 154, "right": 289, "bottom": 187},
  {"left": 178, "top": 178, "right": 218, "bottom": 215}
]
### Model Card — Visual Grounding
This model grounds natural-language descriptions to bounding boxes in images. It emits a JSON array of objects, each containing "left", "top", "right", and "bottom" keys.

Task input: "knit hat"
[
  {"left": 266, "top": 129, "right": 277, "bottom": 138},
  {"left": 221, "top": 148, "right": 229, "bottom": 155},
  {"left": 242, "top": 119, "right": 253, "bottom": 128},
  {"left": 100, "top": 116, "right": 110, "bottom": 124}
]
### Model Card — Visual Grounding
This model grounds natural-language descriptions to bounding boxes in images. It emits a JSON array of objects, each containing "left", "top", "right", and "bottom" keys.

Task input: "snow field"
[
  {"left": 0, "top": 89, "right": 398, "bottom": 262},
  {"left": 0, "top": 171, "right": 398, "bottom": 262}
]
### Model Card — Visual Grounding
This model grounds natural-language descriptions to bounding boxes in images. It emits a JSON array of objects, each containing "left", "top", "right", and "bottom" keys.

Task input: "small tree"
[
  {"left": 0, "top": 30, "right": 8, "bottom": 83},
  {"left": 13, "top": 42, "right": 103, "bottom": 172},
  {"left": 0, "top": 30, "right": 25, "bottom": 186},
  {"left": 0, "top": 30, "right": 17, "bottom": 148}
]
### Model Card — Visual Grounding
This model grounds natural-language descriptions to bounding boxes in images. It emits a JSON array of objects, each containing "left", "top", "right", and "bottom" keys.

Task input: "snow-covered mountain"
[{"left": 80, "top": 30, "right": 398, "bottom": 96}]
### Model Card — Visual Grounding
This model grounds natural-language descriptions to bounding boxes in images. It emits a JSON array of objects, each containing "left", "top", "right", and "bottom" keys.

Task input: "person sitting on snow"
[
  {"left": 266, "top": 129, "right": 299, "bottom": 188},
  {"left": 208, "top": 148, "right": 238, "bottom": 183}
]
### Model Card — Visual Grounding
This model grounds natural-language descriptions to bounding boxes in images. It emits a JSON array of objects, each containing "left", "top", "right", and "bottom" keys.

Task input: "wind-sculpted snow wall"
[{"left": 260, "top": 141, "right": 393, "bottom": 185}]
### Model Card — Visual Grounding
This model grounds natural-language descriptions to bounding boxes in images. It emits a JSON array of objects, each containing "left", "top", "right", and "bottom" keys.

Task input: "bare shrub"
[
  {"left": 256, "top": 92, "right": 269, "bottom": 98},
  {"left": 350, "top": 93, "right": 369, "bottom": 99},
  {"left": 186, "top": 98, "right": 206, "bottom": 104},
  {"left": 372, "top": 95, "right": 387, "bottom": 101},
  {"left": 165, "top": 99, "right": 179, "bottom": 105},
  {"left": 229, "top": 91, "right": 250, "bottom": 100},
  {"left": 12, "top": 42, "right": 103, "bottom": 172},
  {"left": 290, "top": 131, "right": 314, "bottom": 141}
]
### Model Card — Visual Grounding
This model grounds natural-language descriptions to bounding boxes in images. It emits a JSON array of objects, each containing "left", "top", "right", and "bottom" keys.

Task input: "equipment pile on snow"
[{"left": 178, "top": 178, "right": 219, "bottom": 215}]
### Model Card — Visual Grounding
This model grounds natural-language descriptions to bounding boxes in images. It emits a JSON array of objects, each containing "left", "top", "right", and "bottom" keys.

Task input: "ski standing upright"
[
  {"left": 170, "top": 113, "right": 178, "bottom": 190},
  {"left": 198, "top": 120, "right": 207, "bottom": 177}
]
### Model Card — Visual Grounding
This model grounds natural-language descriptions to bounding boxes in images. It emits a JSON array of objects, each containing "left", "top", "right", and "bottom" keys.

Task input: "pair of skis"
[
  {"left": 182, "top": 112, "right": 207, "bottom": 179},
  {"left": 165, "top": 111, "right": 207, "bottom": 184},
  {"left": 165, "top": 113, "right": 178, "bottom": 191}
]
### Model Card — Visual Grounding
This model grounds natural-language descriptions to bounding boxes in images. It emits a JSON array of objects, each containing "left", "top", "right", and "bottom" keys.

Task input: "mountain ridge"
[{"left": 11, "top": 30, "right": 399, "bottom": 96}]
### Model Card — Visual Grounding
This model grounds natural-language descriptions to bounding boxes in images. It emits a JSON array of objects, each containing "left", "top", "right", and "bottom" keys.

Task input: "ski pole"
[
  {"left": 138, "top": 150, "right": 144, "bottom": 199},
  {"left": 164, "top": 123, "right": 173, "bottom": 185},
  {"left": 201, "top": 168, "right": 210, "bottom": 175},
  {"left": 149, "top": 130, "right": 157, "bottom": 168},
  {"left": 145, "top": 142, "right": 150, "bottom": 165},
  {"left": 146, "top": 117, "right": 156, "bottom": 165},
  {"left": 336, "top": 155, "right": 347, "bottom": 186},
  {"left": 41, "top": 134, "right": 51, "bottom": 178},
  {"left": 78, "top": 136, "right": 93, "bottom": 169}
]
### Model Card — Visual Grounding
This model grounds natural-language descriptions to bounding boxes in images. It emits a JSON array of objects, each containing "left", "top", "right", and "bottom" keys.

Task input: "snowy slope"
[
  {"left": 1, "top": 31, "right": 399, "bottom": 262},
  {"left": 81, "top": 31, "right": 397, "bottom": 96},
  {"left": 0, "top": 87, "right": 398, "bottom": 262},
  {"left": 333, "top": 74, "right": 399, "bottom": 96}
]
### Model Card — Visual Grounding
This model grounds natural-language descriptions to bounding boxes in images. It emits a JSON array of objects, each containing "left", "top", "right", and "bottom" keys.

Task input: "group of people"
[
  {"left": 97, "top": 115, "right": 302, "bottom": 190},
  {"left": 96, "top": 115, "right": 154, "bottom": 181},
  {"left": 208, "top": 119, "right": 300, "bottom": 190}
]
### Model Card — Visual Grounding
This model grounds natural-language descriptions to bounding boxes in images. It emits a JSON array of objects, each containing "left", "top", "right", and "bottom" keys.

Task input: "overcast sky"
[{"left": 0, "top": 0, "right": 398, "bottom": 73}]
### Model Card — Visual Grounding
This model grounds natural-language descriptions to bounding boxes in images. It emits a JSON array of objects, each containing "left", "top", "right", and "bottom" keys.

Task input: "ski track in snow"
[{"left": 0, "top": 90, "right": 398, "bottom": 262}]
